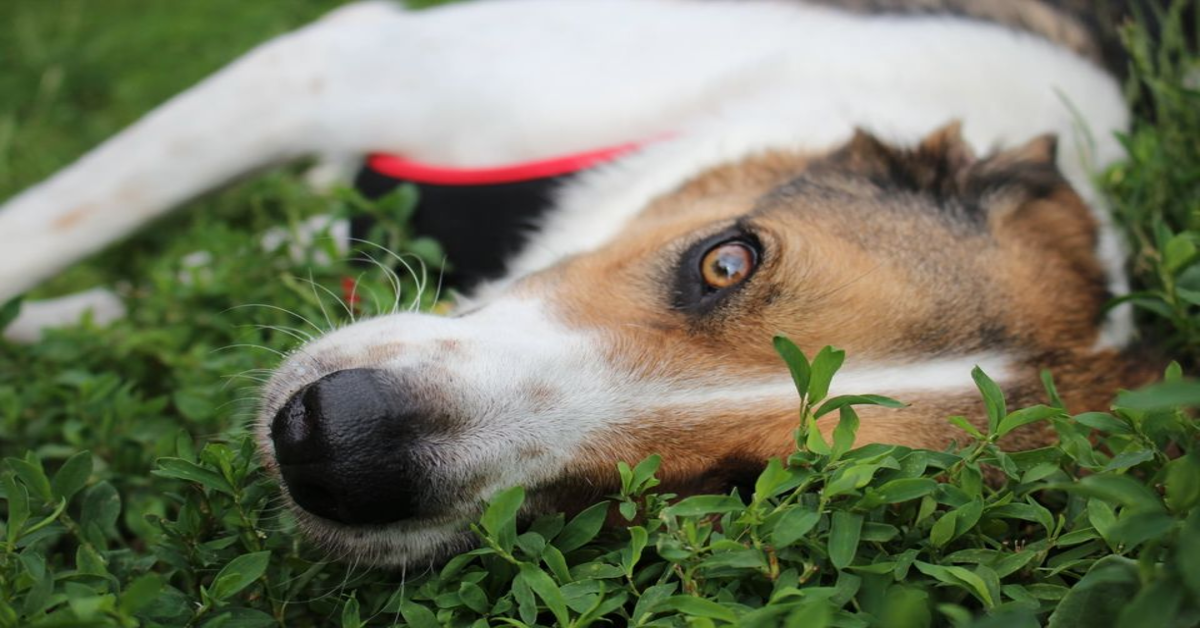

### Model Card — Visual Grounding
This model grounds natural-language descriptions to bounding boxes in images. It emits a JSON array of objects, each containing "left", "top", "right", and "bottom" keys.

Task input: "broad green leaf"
[
  {"left": 631, "top": 583, "right": 677, "bottom": 624},
  {"left": 815, "top": 394, "right": 906, "bottom": 418},
  {"left": 4, "top": 475, "right": 29, "bottom": 546},
  {"left": 1178, "top": 510, "right": 1200, "bottom": 599},
  {"left": 807, "top": 346, "right": 846, "bottom": 404},
  {"left": 512, "top": 575, "right": 538, "bottom": 625},
  {"left": 823, "top": 464, "right": 878, "bottom": 498},
  {"left": 1100, "top": 449, "right": 1156, "bottom": 473},
  {"left": 772, "top": 507, "right": 821, "bottom": 548},
  {"left": 119, "top": 573, "right": 163, "bottom": 615},
  {"left": 1047, "top": 556, "right": 1139, "bottom": 628},
  {"left": 553, "top": 501, "right": 608, "bottom": 553},
  {"left": 828, "top": 511, "right": 862, "bottom": 570},
  {"left": 399, "top": 601, "right": 441, "bottom": 628},
  {"left": 542, "top": 544, "right": 571, "bottom": 584},
  {"left": 517, "top": 563, "right": 570, "bottom": 627},
  {"left": 914, "top": 561, "right": 995, "bottom": 608},
  {"left": 930, "top": 510, "right": 958, "bottom": 548},
  {"left": 631, "top": 454, "right": 662, "bottom": 491},
  {"left": 657, "top": 596, "right": 738, "bottom": 622},
  {"left": 198, "top": 607, "right": 276, "bottom": 628},
  {"left": 1117, "top": 380, "right": 1200, "bottom": 411},
  {"left": 861, "top": 522, "right": 899, "bottom": 542},
  {"left": 878, "top": 585, "right": 931, "bottom": 628},
  {"left": 1165, "top": 453, "right": 1200, "bottom": 512},
  {"left": 1107, "top": 511, "right": 1175, "bottom": 548},
  {"left": 869, "top": 478, "right": 937, "bottom": 504},
  {"left": 617, "top": 461, "right": 633, "bottom": 493},
  {"left": 481, "top": 486, "right": 525, "bottom": 552},
  {"left": 1061, "top": 475, "right": 1165, "bottom": 512},
  {"left": 1163, "top": 233, "right": 1196, "bottom": 271},
  {"left": 953, "top": 499, "right": 984, "bottom": 538},
  {"left": 621, "top": 526, "right": 648, "bottom": 574},
  {"left": 80, "top": 481, "right": 121, "bottom": 540},
  {"left": 152, "top": 458, "right": 235, "bottom": 495},
  {"left": 457, "top": 582, "right": 489, "bottom": 615},
  {"left": 699, "top": 548, "right": 766, "bottom": 570},
  {"left": 947, "top": 415, "right": 984, "bottom": 440},
  {"left": 806, "top": 421, "right": 832, "bottom": 455},
  {"left": 1041, "top": 369, "right": 1065, "bottom": 408},
  {"left": 9, "top": 456, "right": 53, "bottom": 503},
  {"left": 210, "top": 551, "right": 270, "bottom": 602},
  {"left": 785, "top": 600, "right": 834, "bottom": 627},
  {"left": 341, "top": 595, "right": 362, "bottom": 628},
  {"left": 516, "top": 531, "right": 546, "bottom": 559},
  {"left": 754, "top": 458, "right": 789, "bottom": 502},
  {"left": 972, "top": 366, "right": 1006, "bottom": 435},
  {"left": 665, "top": 494, "right": 744, "bottom": 517},
  {"left": 1088, "top": 498, "right": 1118, "bottom": 543},
  {"left": 830, "top": 407, "right": 859, "bottom": 460},
  {"left": 774, "top": 336, "right": 811, "bottom": 399},
  {"left": 996, "top": 405, "right": 1061, "bottom": 438},
  {"left": 51, "top": 450, "right": 92, "bottom": 503},
  {"left": 1074, "top": 412, "right": 1133, "bottom": 434},
  {"left": 1116, "top": 579, "right": 1183, "bottom": 628}
]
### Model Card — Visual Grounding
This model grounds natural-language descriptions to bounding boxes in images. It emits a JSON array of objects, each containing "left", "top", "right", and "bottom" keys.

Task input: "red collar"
[{"left": 366, "top": 139, "right": 651, "bottom": 186}]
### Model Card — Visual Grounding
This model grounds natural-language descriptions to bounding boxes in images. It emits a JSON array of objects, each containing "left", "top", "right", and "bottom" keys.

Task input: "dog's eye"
[
  {"left": 672, "top": 229, "right": 762, "bottom": 312},
  {"left": 700, "top": 241, "right": 757, "bottom": 290}
]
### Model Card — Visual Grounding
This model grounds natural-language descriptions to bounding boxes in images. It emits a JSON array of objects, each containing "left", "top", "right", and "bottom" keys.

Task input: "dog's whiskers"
[
  {"left": 352, "top": 251, "right": 405, "bottom": 314},
  {"left": 303, "top": 269, "right": 340, "bottom": 331},
  {"left": 226, "top": 303, "right": 327, "bottom": 337},
  {"left": 349, "top": 237, "right": 431, "bottom": 311}
]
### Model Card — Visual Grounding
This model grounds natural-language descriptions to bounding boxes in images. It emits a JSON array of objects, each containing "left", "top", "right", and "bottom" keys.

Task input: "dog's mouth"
[{"left": 253, "top": 300, "right": 633, "bottom": 566}]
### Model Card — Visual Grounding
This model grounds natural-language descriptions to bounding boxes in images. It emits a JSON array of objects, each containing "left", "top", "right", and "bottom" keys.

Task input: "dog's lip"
[{"left": 277, "top": 475, "right": 482, "bottom": 528}]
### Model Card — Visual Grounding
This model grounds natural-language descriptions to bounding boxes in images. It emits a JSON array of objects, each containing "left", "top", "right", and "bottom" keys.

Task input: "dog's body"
[{"left": 0, "top": 0, "right": 1154, "bottom": 565}]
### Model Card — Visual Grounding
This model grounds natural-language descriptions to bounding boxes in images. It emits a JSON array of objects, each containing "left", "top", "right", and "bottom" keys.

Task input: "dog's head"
[{"left": 256, "top": 124, "right": 1121, "bottom": 566}]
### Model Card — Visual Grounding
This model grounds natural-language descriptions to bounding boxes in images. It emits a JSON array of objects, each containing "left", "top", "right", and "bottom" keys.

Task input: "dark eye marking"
[{"left": 672, "top": 228, "right": 763, "bottom": 313}]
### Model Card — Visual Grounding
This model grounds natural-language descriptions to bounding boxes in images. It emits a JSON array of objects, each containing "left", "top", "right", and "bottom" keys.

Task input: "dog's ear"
[
  {"left": 835, "top": 124, "right": 1082, "bottom": 213},
  {"left": 830, "top": 121, "right": 976, "bottom": 200},
  {"left": 963, "top": 133, "right": 1063, "bottom": 214},
  {"left": 969, "top": 134, "right": 1099, "bottom": 258}
]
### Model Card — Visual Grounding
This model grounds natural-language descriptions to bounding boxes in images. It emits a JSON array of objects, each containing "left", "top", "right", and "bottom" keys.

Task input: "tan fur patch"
[
  {"left": 53, "top": 204, "right": 96, "bottom": 231},
  {"left": 518, "top": 124, "right": 1155, "bottom": 500}
]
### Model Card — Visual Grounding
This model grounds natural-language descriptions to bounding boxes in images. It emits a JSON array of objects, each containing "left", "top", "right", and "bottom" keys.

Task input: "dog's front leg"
[
  {"left": 0, "top": 15, "right": 347, "bottom": 302},
  {"left": 0, "top": 0, "right": 807, "bottom": 304}
]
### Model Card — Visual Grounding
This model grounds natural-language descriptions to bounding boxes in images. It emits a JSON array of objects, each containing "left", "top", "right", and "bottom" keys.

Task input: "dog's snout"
[{"left": 270, "top": 368, "right": 432, "bottom": 525}]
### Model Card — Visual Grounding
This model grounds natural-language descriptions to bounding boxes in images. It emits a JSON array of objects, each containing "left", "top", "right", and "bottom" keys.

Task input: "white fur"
[
  {"left": 1, "top": 0, "right": 1129, "bottom": 342},
  {"left": 3, "top": 288, "right": 125, "bottom": 343},
  {"left": 261, "top": 295, "right": 1015, "bottom": 565},
  {"left": 645, "top": 354, "right": 1014, "bottom": 412}
]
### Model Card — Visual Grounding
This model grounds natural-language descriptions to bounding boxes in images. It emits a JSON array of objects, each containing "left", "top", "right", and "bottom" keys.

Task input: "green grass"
[{"left": 1, "top": 1, "right": 1199, "bottom": 626}]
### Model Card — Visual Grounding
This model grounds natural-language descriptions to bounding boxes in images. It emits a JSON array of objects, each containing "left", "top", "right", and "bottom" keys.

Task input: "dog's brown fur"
[{"left": 517, "top": 124, "right": 1156, "bottom": 507}]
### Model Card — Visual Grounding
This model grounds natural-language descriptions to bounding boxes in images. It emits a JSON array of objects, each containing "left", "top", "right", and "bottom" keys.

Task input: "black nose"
[{"left": 271, "top": 368, "right": 432, "bottom": 525}]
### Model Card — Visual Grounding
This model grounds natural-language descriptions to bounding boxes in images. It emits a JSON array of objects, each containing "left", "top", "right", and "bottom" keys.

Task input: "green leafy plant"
[{"left": 1, "top": 0, "right": 1199, "bottom": 626}]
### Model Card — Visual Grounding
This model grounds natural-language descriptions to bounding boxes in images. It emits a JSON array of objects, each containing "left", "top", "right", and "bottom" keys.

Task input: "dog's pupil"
[{"left": 703, "top": 243, "right": 752, "bottom": 288}]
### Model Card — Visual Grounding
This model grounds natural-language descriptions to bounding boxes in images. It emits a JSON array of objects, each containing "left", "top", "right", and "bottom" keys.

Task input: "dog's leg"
[{"left": 0, "top": 0, "right": 826, "bottom": 303}]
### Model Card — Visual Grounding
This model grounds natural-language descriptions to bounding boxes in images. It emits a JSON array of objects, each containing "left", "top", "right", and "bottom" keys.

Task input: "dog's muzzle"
[{"left": 270, "top": 368, "right": 436, "bottom": 525}]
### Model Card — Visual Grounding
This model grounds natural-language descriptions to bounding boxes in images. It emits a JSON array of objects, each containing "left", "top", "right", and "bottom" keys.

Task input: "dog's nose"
[{"left": 270, "top": 368, "right": 430, "bottom": 525}]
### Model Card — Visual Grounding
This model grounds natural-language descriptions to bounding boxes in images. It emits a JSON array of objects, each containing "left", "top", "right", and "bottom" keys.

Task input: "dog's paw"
[{"left": 2, "top": 288, "right": 126, "bottom": 343}]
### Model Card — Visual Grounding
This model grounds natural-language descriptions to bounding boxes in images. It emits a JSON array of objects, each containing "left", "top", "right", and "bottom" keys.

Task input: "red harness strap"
[{"left": 365, "top": 140, "right": 647, "bottom": 186}]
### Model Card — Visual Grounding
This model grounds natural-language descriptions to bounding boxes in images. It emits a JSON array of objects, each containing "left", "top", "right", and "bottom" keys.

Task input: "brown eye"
[{"left": 700, "top": 241, "right": 757, "bottom": 290}]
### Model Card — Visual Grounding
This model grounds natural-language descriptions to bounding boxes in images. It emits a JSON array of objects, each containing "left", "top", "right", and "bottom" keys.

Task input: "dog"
[{"left": 0, "top": 0, "right": 1157, "bottom": 566}]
